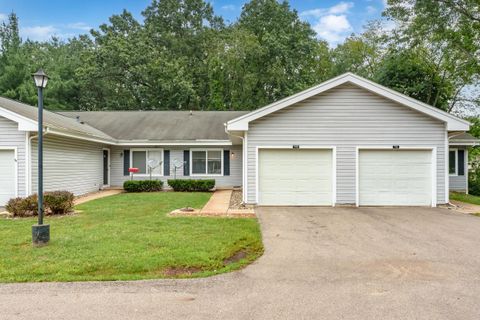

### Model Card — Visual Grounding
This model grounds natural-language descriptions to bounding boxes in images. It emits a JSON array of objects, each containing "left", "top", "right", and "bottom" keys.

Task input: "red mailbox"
[{"left": 128, "top": 167, "right": 139, "bottom": 180}]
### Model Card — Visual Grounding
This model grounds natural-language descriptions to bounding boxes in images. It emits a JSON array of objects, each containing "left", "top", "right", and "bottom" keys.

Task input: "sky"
[{"left": 0, "top": 0, "right": 388, "bottom": 46}]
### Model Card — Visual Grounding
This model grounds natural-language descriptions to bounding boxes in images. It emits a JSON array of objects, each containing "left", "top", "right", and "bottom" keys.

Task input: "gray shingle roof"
[
  {"left": 59, "top": 111, "right": 249, "bottom": 141},
  {"left": 0, "top": 96, "right": 248, "bottom": 142},
  {"left": 449, "top": 132, "right": 479, "bottom": 143},
  {"left": 0, "top": 97, "right": 115, "bottom": 141}
]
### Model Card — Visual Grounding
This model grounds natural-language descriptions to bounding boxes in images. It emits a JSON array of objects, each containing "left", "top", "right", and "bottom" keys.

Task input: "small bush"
[
  {"left": 469, "top": 159, "right": 480, "bottom": 196},
  {"left": 6, "top": 195, "right": 38, "bottom": 217},
  {"left": 469, "top": 177, "right": 480, "bottom": 196},
  {"left": 44, "top": 191, "right": 74, "bottom": 215},
  {"left": 123, "top": 180, "right": 163, "bottom": 192},
  {"left": 6, "top": 191, "right": 74, "bottom": 217},
  {"left": 167, "top": 179, "right": 215, "bottom": 192}
]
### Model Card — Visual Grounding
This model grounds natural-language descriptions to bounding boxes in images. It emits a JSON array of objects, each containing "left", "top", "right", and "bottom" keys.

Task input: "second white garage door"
[
  {"left": 258, "top": 149, "right": 333, "bottom": 206},
  {"left": 358, "top": 149, "right": 433, "bottom": 206}
]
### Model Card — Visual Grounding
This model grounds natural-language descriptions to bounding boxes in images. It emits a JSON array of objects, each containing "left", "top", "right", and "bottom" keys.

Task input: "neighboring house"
[
  {"left": 0, "top": 73, "right": 478, "bottom": 207},
  {"left": 448, "top": 132, "right": 478, "bottom": 192}
]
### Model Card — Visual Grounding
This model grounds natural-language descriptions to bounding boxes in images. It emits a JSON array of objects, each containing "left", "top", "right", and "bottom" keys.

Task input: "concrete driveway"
[{"left": 2, "top": 207, "right": 480, "bottom": 320}]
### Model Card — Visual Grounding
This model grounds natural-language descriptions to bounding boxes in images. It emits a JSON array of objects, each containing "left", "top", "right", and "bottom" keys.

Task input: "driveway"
[{"left": 2, "top": 207, "right": 480, "bottom": 320}]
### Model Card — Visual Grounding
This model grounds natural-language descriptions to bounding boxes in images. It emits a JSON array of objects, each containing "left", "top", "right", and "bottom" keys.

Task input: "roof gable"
[{"left": 226, "top": 73, "right": 470, "bottom": 131}]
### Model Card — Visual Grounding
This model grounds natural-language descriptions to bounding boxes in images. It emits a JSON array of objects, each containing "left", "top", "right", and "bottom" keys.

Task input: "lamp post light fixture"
[{"left": 32, "top": 69, "right": 49, "bottom": 245}]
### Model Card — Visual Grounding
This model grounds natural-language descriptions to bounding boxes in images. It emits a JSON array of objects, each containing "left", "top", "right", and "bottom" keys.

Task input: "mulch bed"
[
  {"left": 229, "top": 190, "right": 255, "bottom": 210},
  {"left": 168, "top": 189, "right": 256, "bottom": 218}
]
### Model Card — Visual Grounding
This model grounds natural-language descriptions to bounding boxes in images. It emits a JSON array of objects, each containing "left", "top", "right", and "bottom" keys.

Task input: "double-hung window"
[
  {"left": 130, "top": 149, "right": 163, "bottom": 175},
  {"left": 191, "top": 149, "right": 223, "bottom": 175}
]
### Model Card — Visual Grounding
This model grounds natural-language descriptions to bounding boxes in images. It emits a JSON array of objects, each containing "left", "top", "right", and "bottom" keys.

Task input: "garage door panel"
[
  {"left": 0, "top": 150, "right": 16, "bottom": 206},
  {"left": 259, "top": 149, "right": 333, "bottom": 206},
  {"left": 359, "top": 150, "right": 432, "bottom": 206}
]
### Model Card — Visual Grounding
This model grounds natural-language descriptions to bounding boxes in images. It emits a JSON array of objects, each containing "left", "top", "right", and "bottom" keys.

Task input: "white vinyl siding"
[
  {"left": 110, "top": 146, "right": 242, "bottom": 188},
  {"left": 31, "top": 135, "right": 105, "bottom": 195},
  {"left": 0, "top": 116, "right": 26, "bottom": 198},
  {"left": 0, "top": 149, "right": 16, "bottom": 205},
  {"left": 246, "top": 83, "right": 446, "bottom": 205},
  {"left": 358, "top": 150, "right": 432, "bottom": 206},
  {"left": 258, "top": 149, "right": 333, "bottom": 205}
]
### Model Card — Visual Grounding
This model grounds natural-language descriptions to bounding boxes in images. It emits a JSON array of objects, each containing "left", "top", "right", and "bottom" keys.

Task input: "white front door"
[
  {"left": 0, "top": 149, "right": 16, "bottom": 206},
  {"left": 359, "top": 149, "right": 433, "bottom": 206},
  {"left": 258, "top": 149, "right": 333, "bottom": 205}
]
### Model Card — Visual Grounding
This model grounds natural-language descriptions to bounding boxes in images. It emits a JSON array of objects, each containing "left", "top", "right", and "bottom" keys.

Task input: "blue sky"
[{"left": 0, "top": 0, "right": 387, "bottom": 46}]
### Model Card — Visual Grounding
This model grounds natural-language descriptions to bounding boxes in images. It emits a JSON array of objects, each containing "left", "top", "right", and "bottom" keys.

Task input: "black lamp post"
[{"left": 32, "top": 69, "right": 49, "bottom": 245}]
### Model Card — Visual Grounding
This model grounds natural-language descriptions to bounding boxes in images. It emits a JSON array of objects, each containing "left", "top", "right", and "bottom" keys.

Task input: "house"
[{"left": 0, "top": 73, "right": 477, "bottom": 207}]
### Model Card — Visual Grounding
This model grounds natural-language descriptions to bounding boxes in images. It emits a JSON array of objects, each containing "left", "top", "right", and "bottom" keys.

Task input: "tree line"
[{"left": 0, "top": 0, "right": 478, "bottom": 115}]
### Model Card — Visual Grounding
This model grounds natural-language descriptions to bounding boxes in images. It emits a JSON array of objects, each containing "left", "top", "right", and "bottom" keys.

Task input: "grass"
[
  {"left": 0, "top": 192, "right": 263, "bottom": 283},
  {"left": 450, "top": 192, "right": 480, "bottom": 206}
]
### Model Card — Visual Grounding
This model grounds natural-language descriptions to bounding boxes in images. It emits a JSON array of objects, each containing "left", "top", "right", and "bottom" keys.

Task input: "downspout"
[
  {"left": 224, "top": 124, "right": 247, "bottom": 204},
  {"left": 27, "top": 127, "right": 49, "bottom": 195}
]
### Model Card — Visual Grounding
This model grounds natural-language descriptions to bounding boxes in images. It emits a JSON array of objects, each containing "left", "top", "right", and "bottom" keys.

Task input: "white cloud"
[
  {"left": 0, "top": 13, "right": 8, "bottom": 22},
  {"left": 67, "top": 22, "right": 91, "bottom": 31},
  {"left": 312, "top": 14, "right": 352, "bottom": 44},
  {"left": 329, "top": 2, "right": 354, "bottom": 14},
  {"left": 301, "top": 2, "right": 354, "bottom": 18},
  {"left": 21, "top": 25, "right": 58, "bottom": 41},
  {"left": 221, "top": 4, "right": 236, "bottom": 11},
  {"left": 366, "top": 5, "right": 377, "bottom": 14},
  {"left": 301, "top": 2, "right": 354, "bottom": 45}
]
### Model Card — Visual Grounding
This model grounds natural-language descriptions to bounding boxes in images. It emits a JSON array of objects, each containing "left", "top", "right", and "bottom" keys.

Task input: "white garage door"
[
  {"left": 359, "top": 149, "right": 432, "bottom": 206},
  {"left": 258, "top": 149, "right": 333, "bottom": 205},
  {"left": 0, "top": 149, "right": 16, "bottom": 206}
]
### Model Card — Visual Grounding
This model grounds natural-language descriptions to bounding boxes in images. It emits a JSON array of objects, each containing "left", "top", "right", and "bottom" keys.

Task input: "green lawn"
[
  {"left": 0, "top": 192, "right": 263, "bottom": 283},
  {"left": 450, "top": 192, "right": 480, "bottom": 206}
]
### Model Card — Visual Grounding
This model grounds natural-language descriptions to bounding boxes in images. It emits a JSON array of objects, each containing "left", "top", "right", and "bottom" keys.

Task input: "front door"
[{"left": 103, "top": 149, "right": 109, "bottom": 186}]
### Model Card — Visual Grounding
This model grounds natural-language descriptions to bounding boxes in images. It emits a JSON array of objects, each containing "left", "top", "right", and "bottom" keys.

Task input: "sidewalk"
[
  {"left": 74, "top": 189, "right": 124, "bottom": 206},
  {"left": 450, "top": 200, "right": 480, "bottom": 215},
  {"left": 170, "top": 189, "right": 255, "bottom": 218}
]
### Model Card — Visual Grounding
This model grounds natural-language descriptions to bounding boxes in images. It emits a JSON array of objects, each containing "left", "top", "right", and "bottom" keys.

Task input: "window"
[
  {"left": 191, "top": 149, "right": 223, "bottom": 175},
  {"left": 130, "top": 149, "right": 163, "bottom": 175},
  {"left": 449, "top": 149, "right": 457, "bottom": 176}
]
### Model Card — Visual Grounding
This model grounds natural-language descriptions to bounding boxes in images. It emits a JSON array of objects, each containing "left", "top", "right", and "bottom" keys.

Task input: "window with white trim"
[
  {"left": 449, "top": 149, "right": 457, "bottom": 176},
  {"left": 130, "top": 149, "right": 163, "bottom": 175},
  {"left": 191, "top": 149, "right": 223, "bottom": 175}
]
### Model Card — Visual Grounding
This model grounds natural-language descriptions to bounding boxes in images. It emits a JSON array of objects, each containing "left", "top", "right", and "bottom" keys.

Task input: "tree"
[
  {"left": 331, "top": 21, "right": 389, "bottom": 79},
  {"left": 385, "top": 0, "right": 480, "bottom": 113},
  {"left": 375, "top": 48, "right": 454, "bottom": 110},
  {"left": 143, "top": 0, "right": 225, "bottom": 109},
  {"left": 236, "top": 0, "right": 332, "bottom": 107}
]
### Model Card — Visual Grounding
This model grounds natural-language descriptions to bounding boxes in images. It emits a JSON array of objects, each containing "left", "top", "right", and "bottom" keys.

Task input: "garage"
[
  {"left": 0, "top": 149, "right": 16, "bottom": 206},
  {"left": 358, "top": 149, "right": 433, "bottom": 206},
  {"left": 258, "top": 148, "right": 334, "bottom": 206}
]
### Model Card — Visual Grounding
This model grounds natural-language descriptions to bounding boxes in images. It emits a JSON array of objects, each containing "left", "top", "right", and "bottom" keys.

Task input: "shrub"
[
  {"left": 6, "top": 191, "right": 74, "bottom": 217},
  {"left": 123, "top": 180, "right": 163, "bottom": 192},
  {"left": 44, "top": 191, "right": 74, "bottom": 215},
  {"left": 167, "top": 179, "right": 215, "bottom": 192},
  {"left": 469, "top": 159, "right": 480, "bottom": 196},
  {"left": 5, "top": 195, "right": 38, "bottom": 217},
  {"left": 469, "top": 175, "right": 480, "bottom": 196}
]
